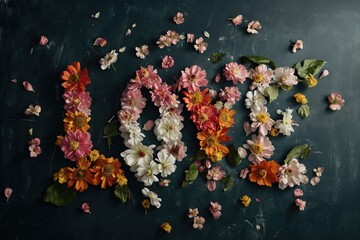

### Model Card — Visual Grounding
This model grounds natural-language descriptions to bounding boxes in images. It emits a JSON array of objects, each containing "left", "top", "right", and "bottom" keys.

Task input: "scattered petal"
[
  {"left": 24, "top": 104, "right": 41, "bottom": 116},
  {"left": 194, "top": 37, "right": 208, "bottom": 53},
  {"left": 39, "top": 35, "right": 48, "bottom": 46},
  {"left": 23, "top": 81, "right": 35, "bottom": 92},
  {"left": 231, "top": 15, "right": 243, "bottom": 25},
  {"left": 119, "top": 46, "right": 126, "bottom": 53},
  {"left": 293, "top": 188, "right": 304, "bottom": 197},
  {"left": 4, "top": 187, "right": 13, "bottom": 201},
  {"left": 132, "top": 23, "right": 137, "bottom": 28},
  {"left": 29, "top": 128, "right": 33, "bottom": 136},
  {"left": 203, "top": 31, "right": 210, "bottom": 38},
  {"left": 255, "top": 198, "right": 261, "bottom": 202},
  {"left": 237, "top": 147, "right": 247, "bottom": 159},
  {"left": 215, "top": 73, "right": 221, "bottom": 83},
  {"left": 11, "top": 79, "right": 17, "bottom": 83},
  {"left": 159, "top": 179, "right": 171, "bottom": 187},
  {"left": 81, "top": 202, "right": 91, "bottom": 214},
  {"left": 319, "top": 69, "right": 329, "bottom": 79},
  {"left": 91, "top": 12, "right": 100, "bottom": 18},
  {"left": 292, "top": 40, "right": 304, "bottom": 53},
  {"left": 313, "top": 167, "right": 324, "bottom": 177},
  {"left": 143, "top": 120, "right": 155, "bottom": 131},
  {"left": 256, "top": 224, "right": 261, "bottom": 230},
  {"left": 310, "top": 176, "right": 321, "bottom": 186},
  {"left": 125, "top": 29, "right": 132, "bottom": 36},
  {"left": 239, "top": 168, "right": 250, "bottom": 179},
  {"left": 207, "top": 180, "right": 217, "bottom": 191},
  {"left": 161, "top": 55, "right": 175, "bottom": 69},
  {"left": 247, "top": 21, "right": 262, "bottom": 34},
  {"left": 295, "top": 198, "right": 306, "bottom": 211},
  {"left": 93, "top": 37, "right": 107, "bottom": 47},
  {"left": 179, "top": 34, "right": 186, "bottom": 40},
  {"left": 243, "top": 122, "right": 252, "bottom": 136},
  {"left": 187, "top": 33, "right": 195, "bottom": 43}
]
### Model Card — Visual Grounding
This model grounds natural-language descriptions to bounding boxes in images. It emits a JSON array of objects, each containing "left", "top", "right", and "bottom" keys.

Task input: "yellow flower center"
[
  {"left": 74, "top": 115, "right": 87, "bottom": 128},
  {"left": 256, "top": 113, "right": 269, "bottom": 123},
  {"left": 102, "top": 164, "right": 114, "bottom": 177},
  {"left": 142, "top": 69, "right": 149, "bottom": 78},
  {"left": 280, "top": 76, "right": 287, "bottom": 82},
  {"left": 145, "top": 169, "right": 152, "bottom": 176},
  {"left": 253, "top": 73, "right": 264, "bottom": 83},
  {"left": 74, "top": 169, "right": 86, "bottom": 179},
  {"left": 69, "top": 140, "right": 80, "bottom": 150},
  {"left": 198, "top": 112, "right": 209, "bottom": 122},
  {"left": 206, "top": 136, "right": 219, "bottom": 147},
  {"left": 69, "top": 73, "right": 79, "bottom": 83},
  {"left": 250, "top": 143, "right": 263, "bottom": 154},
  {"left": 142, "top": 199, "right": 151, "bottom": 209},
  {"left": 190, "top": 91, "right": 203, "bottom": 104},
  {"left": 219, "top": 112, "right": 229, "bottom": 123}
]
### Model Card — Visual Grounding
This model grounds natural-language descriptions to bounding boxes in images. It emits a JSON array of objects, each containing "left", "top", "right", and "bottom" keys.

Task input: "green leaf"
[
  {"left": 114, "top": 185, "right": 131, "bottom": 203},
  {"left": 297, "top": 104, "right": 311, "bottom": 118},
  {"left": 103, "top": 121, "right": 121, "bottom": 150},
  {"left": 284, "top": 144, "right": 311, "bottom": 163},
  {"left": 44, "top": 182, "right": 77, "bottom": 206},
  {"left": 226, "top": 144, "right": 242, "bottom": 166},
  {"left": 185, "top": 164, "right": 199, "bottom": 181},
  {"left": 241, "top": 56, "right": 276, "bottom": 69},
  {"left": 210, "top": 52, "right": 226, "bottom": 63},
  {"left": 222, "top": 176, "right": 234, "bottom": 192},
  {"left": 294, "top": 59, "right": 327, "bottom": 78},
  {"left": 265, "top": 85, "right": 279, "bottom": 103}
]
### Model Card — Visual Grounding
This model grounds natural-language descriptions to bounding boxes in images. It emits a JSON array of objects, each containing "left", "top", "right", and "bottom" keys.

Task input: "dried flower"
[
  {"left": 292, "top": 40, "right": 304, "bottom": 53},
  {"left": 194, "top": 37, "right": 208, "bottom": 53},
  {"left": 173, "top": 12, "right": 185, "bottom": 25},
  {"left": 239, "top": 168, "right": 250, "bottom": 179},
  {"left": 100, "top": 50, "right": 118, "bottom": 70},
  {"left": 135, "top": 45, "right": 149, "bottom": 59},
  {"left": 305, "top": 74, "right": 318, "bottom": 88},
  {"left": 161, "top": 55, "right": 175, "bottom": 69},
  {"left": 187, "top": 33, "right": 195, "bottom": 43},
  {"left": 231, "top": 15, "right": 243, "bottom": 25},
  {"left": 4, "top": 187, "right": 13, "bottom": 201},
  {"left": 328, "top": 92, "right": 345, "bottom": 110},
  {"left": 294, "top": 93, "right": 308, "bottom": 104},
  {"left": 247, "top": 21, "right": 262, "bottom": 34},
  {"left": 160, "top": 222, "right": 172, "bottom": 233},
  {"left": 240, "top": 195, "right": 251, "bottom": 207},
  {"left": 25, "top": 104, "right": 41, "bottom": 116},
  {"left": 93, "top": 37, "right": 107, "bottom": 47},
  {"left": 193, "top": 216, "right": 205, "bottom": 230},
  {"left": 188, "top": 208, "right": 199, "bottom": 218},
  {"left": 23, "top": 81, "right": 36, "bottom": 92}
]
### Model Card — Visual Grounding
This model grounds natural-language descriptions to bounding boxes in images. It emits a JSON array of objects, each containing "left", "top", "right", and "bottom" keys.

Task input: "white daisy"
[
  {"left": 99, "top": 50, "right": 118, "bottom": 70},
  {"left": 156, "top": 149, "right": 177, "bottom": 177},
  {"left": 136, "top": 161, "right": 160, "bottom": 186},
  {"left": 141, "top": 187, "right": 162, "bottom": 208},
  {"left": 120, "top": 143, "right": 155, "bottom": 172},
  {"left": 154, "top": 116, "right": 183, "bottom": 143}
]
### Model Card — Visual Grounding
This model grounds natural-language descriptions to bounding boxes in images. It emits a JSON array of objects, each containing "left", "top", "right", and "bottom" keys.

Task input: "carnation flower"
[
  {"left": 142, "top": 187, "right": 162, "bottom": 208},
  {"left": 161, "top": 55, "right": 175, "bottom": 69},
  {"left": 275, "top": 108, "right": 298, "bottom": 136},
  {"left": 223, "top": 62, "right": 248, "bottom": 84},
  {"left": 99, "top": 50, "right": 118, "bottom": 70},
  {"left": 243, "top": 134, "right": 274, "bottom": 164},
  {"left": 247, "top": 21, "right": 262, "bottom": 34},
  {"left": 60, "top": 130, "right": 93, "bottom": 161},
  {"left": 219, "top": 86, "right": 241, "bottom": 106},
  {"left": 154, "top": 116, "right": 183, "bottom": 143},
  {"left": 63, "top": 90, "right": 92, "bottom": 116},
  {"left": 249, "top": 64, "right": 274, "bottom": 90},
  {"left": 244, "top": 90, "right": 267, "bottom": 111},
  {"left": 209, "top": 202, "right": 222, "bottom": 219},
  {"left": 173, "top": 12, "right": 185, "bottom": 24},
  {"left": 156, "top": 149, "right": 177, "bottom": 177},
  {"left": 136, "top": 161, "right": 160, "bottom": 186},
  {"left": 328, "top": 92, "right": 345, "bottom": 110},
  {"left": 249, "top": 106, "right": 275, "bottom": 136},
  {"left": 135, "top": 45, "right": 149, "bottom": 59},
  {"left": 194, "top": 37, "right": 208, "bottom": 53},
  {"left": 179, "top": 65, "right": 208, "bottom": 92},
  {"left": 273, "top": 67, "right": 298, "bottom": 87},
  {"left": 278, "top": 158, "right": 309, "bottom": 190}
]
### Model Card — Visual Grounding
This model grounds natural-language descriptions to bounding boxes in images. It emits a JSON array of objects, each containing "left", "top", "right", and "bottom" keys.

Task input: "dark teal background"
[{"left": 1, "top": 0, "right": 360, "bottom": 239}]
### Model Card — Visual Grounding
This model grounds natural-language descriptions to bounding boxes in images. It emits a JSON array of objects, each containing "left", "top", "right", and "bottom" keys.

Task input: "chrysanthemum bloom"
[
  {"left": 190, "top": 105, "right": 218, "bottom": 131},
  {"left": 53, "top": 167, "right": 68, "bottom": 184},
  {"left": 88, "top": 149, "right": 100, "bottom": 162},
  {"left": 151, "top": 82, "right": 179, "bottom": 108},
  {"left": 154, "top": 116, "right": 183, "bottom": 143},
  {"left": 99, "top": 50, "right": 118, "bottom": 70},
  {"left": 223, "top": 62, "right": 249, "bottom": 84},
  {"left": 183, "top": 88, "right": 212, "bottom": 112},
  {"left": 61, "top": 62, "right": 90, "bottom": 92},
  {"left": 161, "top": 55, "right": 175, "bottom": 69},
  {"left": 240, "top": 195, "right": 251, "bottom": 207},
  {"left": 179, "top": 65, "right": 208, "bottom": 92},
  {"left": 136, "top": 161, "right": 161, "bottom": 186},
  {"left": 244, "top": 90, "right": 267, "bottom": 111},
  {"left": 249, "top": 160, "right": 280, "bottom": 187},
  {"left": 66, "top": 157, "right": 93, "bottom": 192},
  {"left": 120, "top": 143, "right": 155, "bottom": 172},
  {"left": 63, "top": 111, "right": 91, "bottom": 132},
  {"left": 243, "top": 134, "right": 274, "bottom": 164},
  {"left": 162, "top": 140, "right": 187, "bottom": 161},
  {"left": 305, "top": 74, "right": 318, "bottom": 88},
  {"left": 132, "top": 65, "right": 161, "bottom": 89},
  {"left": 231, "top": 15, "right": 243, "bottom": 25},
  {"left": 209, "top": 202, "right": 222, "bottom": 219},
  {"left": 218, "top": 108, "right": 236, "bottom": 129},
  {"left": 249, "top": 64, "right": 274, "bottom": 90},
  {"left": 161, "top": 222, "right": 172, "bottom": 233},
  {"left": 142, "top": 187, "right": 162, "bottom": 208},
  {"left": 273, "top": 67, "right": 298, "bottom": 87},
  {"left": 173, "top": 11, "right": 185, "bottom": 24},
  {"left": 294, "top": 93, "right": 308, "bottom": 104},
  {"left": 60, "top": 130, "right": 93, "bottom": 161},
  {"left": 92, "top": 155, "right": 123, "bottom": 188},
  {"left": 274, "top": 108, "right": 298, "bottom": 136},
  {"left": 278, "top": 158, "right": 309, "bottom": 190},
  {"left": 193, "top": 216, "right": 205, "bottom": 230},
  {"left": 194, "top": 37, "right": 208, "bottom": 53},
  {"left": 218, "top": 86, "right": 241, "bottom": 105},
  {"left": 63, "top": 90, "right": 92, "bottom": 116},
  {"left": 156, "top": 149, "right": 177, "bottom": 177},
  {"left": 328, "top": 92, "right": 345, "bottom": 110},
  {"left": 249, "top": 106, "right": 275, "bottom": 136},
  {"left": 121, "top": 88, "right": 146, "bottom": 114},
  {"left": 197, "top": 128, "right": 230, "bottom": 159}
]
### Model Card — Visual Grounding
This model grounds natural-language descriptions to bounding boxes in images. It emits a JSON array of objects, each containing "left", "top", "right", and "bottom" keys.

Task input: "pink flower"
[
  {"left": 278, "top": 159, "right": 309, "bottom": 190},
  {"left": 151, "top": 82, "right": 178, "bottom": 108},
  {"left": 132, "top": 65, "right": 161, "bottom": 89},
  {"left": 156, "top": 35, "right": 172, "bottom": 48},
  {"left": 28, "top": 138, "right": 41, "bottom": 146},
  {"left": 187, "top": 33, "right": 195, "bottom": 43},
  {"left": 60, "top": 130, "right": 93, "bottom": 161},
  {"left": 215, "top": 73, "right": 221, "bottom": 83},
  {"left": 194, "top": 37, "right": 208, "bottom": 53},
  {"left": 249, "top": 64, "right": 274, "bottom": 90},
  {"left": 163, "top": 140, "right": 187, "bottom": 161},
  {"left": 293, "top": 189, "right": 304, "bottom": 197},
  {"left": 273, "top": 67, "right": 298, "bottom": 87},
  {"left": 193, "top": 216, "right": 205, "bottom": 230},
  {"left": 209, "top": 202, "right": 222, "bottom": 219},
  {"left": 23, "top": 81, "right": 35, "bottom": 92},
  {"left": 231, "top": 15, "right": 243, "bottom": 25},
  {"left": 328, "top": 92, "right": 345, "bottom": 111},
  {"left": 219, "top": 86, "right": 241, "bottom": 105},
  {"left": 173, "top": 12, "right": 185, "bottom": 25},
  {"left": 39, "top": 35, "right": 48, "bottom": 46},
  {"left": 295, "top": 198, "right": 306, "bottom": 211},
  {"left": 179, "top": 65, "right": 208, "bottom": 92},
  {"left": 206, "top": 166, "right": 225, "bottom": 181},
  {"left": 121, "top": 88, "right": 146, "bottom": 114},
  {"left": 161, "top": 55, "right": 175, "bottom": 69},
  {"left": 188, "top": 208, "right": 199, "bottom": 218},
  {"left": 63, "top": 90, "right": 92, "bottom": 116},
  {"left": 207, "top": 180, "right": 217, "bottom": 191},
  {"left": 223, "top": 62, "right": 249, "bottom": 84},
  {"left": 247, "top": 21, "right": 262, "bottom": 34},
  {"left": 166, "top": 30, "right": 180, "bottom": 45},
  {"left": 243, "top": 134, "right": 275, "bottom": 164},
  {"left": 249, "top": 106, "right": 275, "bottom": 136},
  {"left": 4, "top": 187, "right": 13, "bottom": 201},
  {"left": 81, "top": 203, "right": 91, "bottom": 214},
  {"left": 292, "top": 40, "right": 304, "bottom": 53},
  {"left": 240, "top": 168, "right": 250, "bottom": 179},
  {"left": 28, "top": 138, "right": 42, "bottom": 158},
  {"left": 135, "top": 45, "right": 149, "bottom": 59},
  {"left": 117, "top": 108, "right": 140, "bottom": 125}
]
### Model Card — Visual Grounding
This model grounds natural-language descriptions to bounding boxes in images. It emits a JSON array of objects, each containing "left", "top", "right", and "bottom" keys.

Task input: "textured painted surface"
[{"left": 1, "top": 0, "right": 360, "bottom": 239}]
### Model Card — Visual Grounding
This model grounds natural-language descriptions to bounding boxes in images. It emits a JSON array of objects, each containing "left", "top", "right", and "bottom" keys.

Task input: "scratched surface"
[{"left": 1, "top": 0, "right": 360, "bottom": 239}]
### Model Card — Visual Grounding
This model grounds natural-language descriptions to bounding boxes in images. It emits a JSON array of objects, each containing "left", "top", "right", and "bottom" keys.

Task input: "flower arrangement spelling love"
[{"left": 44, "top": 62, "right": 131, "bottom": 206}]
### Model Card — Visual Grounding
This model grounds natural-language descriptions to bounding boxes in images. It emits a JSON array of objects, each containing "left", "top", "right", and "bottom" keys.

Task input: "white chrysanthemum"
[
  {"left": 245, "top": 90, "right": 267, "bottom": 112},
  {"left": 120, "top": 143, "right": 155, "bottom": 172},
  {"left": 275, "top": 108, "right": 298, "bottom": 136},
  {"left": 273, "top": 67, "right": 298, "bottom": 87},
  {"left": 142, "top": 187, "right": 162, "bottom": 208},
  {"left": 278, "top": 158, "right": 309, "bottom": 190},
  {"left": 156, "top": 149, "right": 177, "bottom": 177},
  {"left": 119, "top": 122, "right": 144, "bottom": 147},
  {"left": 100, "top": 50, "right": 118, "bottom": 70},
  {"left": 154, "top": 116, "right": 183, "bottom": 143},
  {"left": 136, "top": 161, "right": 160, "bottom": 186}
]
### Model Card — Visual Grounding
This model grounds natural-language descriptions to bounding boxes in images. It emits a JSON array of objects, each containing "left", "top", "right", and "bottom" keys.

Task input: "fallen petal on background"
[
  {"left": 23, "top": 81, "right": 35, "bottom": 92},
  {"left": 4, "top": 187, "right": 13, "bottom": 201}
]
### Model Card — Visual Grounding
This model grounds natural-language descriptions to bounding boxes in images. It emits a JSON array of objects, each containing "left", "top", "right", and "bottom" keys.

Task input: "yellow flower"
[
  {"left": 210, "top": 150, "right": 223, "bottom": 162},
  {"left": 53, "top": 168, "right": 68, "bottom": 184},
  {"left": 88, "top": 149, "right": 100, "bottom": 162},
  {"left": 305, "top": 74, "right": 318, "bottom": 88},
  {"left": 55, "top": 135, "right": 63, "bottom": 145},
  {"left": 161, "top": 222, "right": 172, "bottom": 233},
  {"left": 294, "top": 93, "right": 308, "bottom": 104},
  {"left": 241, "top": 195, "right": 251, "bottom": 207},
  {"left": 269, "top": 127, "right": 279, "bottom": 137},
  {"left": 117, "top": 173, "right": 128, "bottom": 186},
  {"left": 142, "top": 199, "right": 150, "bottom": 209}
]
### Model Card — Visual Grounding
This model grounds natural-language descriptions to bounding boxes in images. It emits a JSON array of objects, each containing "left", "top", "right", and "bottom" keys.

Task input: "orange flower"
[
  {"left": 66, "top": 158, "right": 93, "bottom": 192},
  {"left": 218, "top": 108, "right": 236, "bottom": 128},
  {"left": 92, "top": 155, "right": 123, "bottom": 188},
  {"left": 61, "top": 62, "right": 90, "bottom": 92},
  {"left": 248, "top": 160, "right": 280, "bottom": 187},
  {"left": 183, "top": 88, "right": 211, "bottom": 112},
  {"left": 197, "top": 128, "right": 230, "bottom": 157},
  {"left": 64, "top": 111, "right": 91, "bottom": 132}
]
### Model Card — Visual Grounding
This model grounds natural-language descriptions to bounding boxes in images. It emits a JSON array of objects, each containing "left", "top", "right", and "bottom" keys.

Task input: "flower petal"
[
  {"left": 4, "top": 187, "right": 13, "bottom": 201},
  {"left": 203, "top": 31, "right": 210, "bottom": 38},
  {"left": 310, "top": 176, "right": 321, "bottom": 186},
  {"left": 81, "top": 202, "right": 91, "bottom": 214},
  {"left": 319, "top": 69, "right": 329, "bottom": 79},
  {"left": 293, "top": 188, "right": 304, "bottom": 197},
  {"left": 143, "top": 120, "right": 155, "bottom": 131},
  {"left": 23, "top": 81, "right": 35, "bottom": 92},
  {"left": 119, "top": 46, "right": 126, "bottom": 53}
]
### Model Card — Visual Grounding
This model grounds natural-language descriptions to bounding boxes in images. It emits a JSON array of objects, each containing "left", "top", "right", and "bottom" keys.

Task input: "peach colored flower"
[
  {"left": 179, "top": 65, "right": 208, "bottom": 92},
  {"left": 161, "top": 55, "right": 175, "bottom": 69},
  {"left": 247, "top": 21, "right": 262, "bottom": 34},
  {"left": 292, "top": 40, "right": 303, "bottom": 53},
  {"left": 223, "top": 62, "right": 249, "bottom": 84},
  {"left": 243, "top": 134, "right": 275, "bottom": 164},
  {"left": 328, "top": 92, "right": 345, "bottom": 110},
  {"left": 194, "top": 37, "right": 208, "bottom": 53},
  {"left": 39, "top": 35, "right": 48, "bottom": 46},
  {"left": 187, "top": 33, "right": 195, "bottom": 43},
  {"left": 209, "top": 202, "right": 222, "bottom": 219},
  {"left": 135, "top": 45, "right": 149, "bottom": 59},
  {"left": 231, "top": 15, "right": 243, "bottom": 25},
  {"left": 193, "top": 216, "right": 205, "bottom": 229},
  {"left": 173, "top": 12, "right": 185, "bottom": 24}
]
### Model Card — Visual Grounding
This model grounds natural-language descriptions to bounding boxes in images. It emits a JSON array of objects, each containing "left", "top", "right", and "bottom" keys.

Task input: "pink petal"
[
  {"left": 239, "top": 168, "right": 250, "bottom": 179},
  {"left": 39, "top": 36, "right": 48, "bottom": 46},
  {"left": 4, "top": 187, "right": 13, "bottom": 201},
  {"left": 319, "top": 69, "right": 329, "bottom": 79},
  {"left": 255, "top": 198, "right": 261, "bottom": 202},
  {"left": 207, "top": 180, "right": 216, "bottom": 191},
  {"left": 329, "top": 104, "right": 341, "bottom": 111},
  {"left": 310, "top": 177, "right": 321, "bottom": 186},
  {"left": 23, "top": 81, "right": 35, "bottom": 92},
  {"left": 11, "top": 79, "right": 17, "bottom": 83},
  {"left": 143, "top": 120, "right": 155, "bottom": 131},
  {"left": 215, "top": 73, "right": 221, "bottom": 83},
  {"left": 243, "top": 122, "right": 253, "bottom": 136},
  {"left": 93, "top": 37, "right": 107, "bottom": 47},
  {"left": 81, "top": 202, "right": 91, "bottom": 214},
  {"left": 293, "top": 189, "right": 304, "bottom": 197}
]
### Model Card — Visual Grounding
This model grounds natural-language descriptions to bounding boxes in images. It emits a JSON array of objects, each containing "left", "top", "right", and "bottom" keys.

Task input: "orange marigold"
[
  {"left": 197, "top": 128, "right": 230, "bottom": 157},
  {"left": 64, "top": 111, "right": 91, "bottom": 132},
  {"left": 218, "top": 108, "right": 236, "bottom": 128},
  {"left": 248, "top": 160, "right": 280, "bottom": 187},
  {"left": 92, "top": 155, "right": 123, "bottom": 188},
  {"left": 183, "top": 88, "right": 211, "bottom": 112},
  {"left": 61, "top": 62, "right": 90, "bottom": 92},
  {"left": 66, "top": 157, "right": 93, "bottom": 192}
]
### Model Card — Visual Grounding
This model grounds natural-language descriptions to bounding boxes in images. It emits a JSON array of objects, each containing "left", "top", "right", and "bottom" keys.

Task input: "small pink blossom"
[
  {"left": 243, "top": 134, "right": 275, "bottom": 164},
  {"left": 328, "top": 92, "right": 345, "bottom": 111},
  {"left": 81, "top": 203, "right": 91, "bottom": 214},
  {"left": 151, "top": 82, "right": 178, "bottom": 108},
  {"left": 135, "top": 45, "right": 149, "bottom": 59},
  {"left": 314, "top": 167, "right": 324, "bottom": 177},
  {"left": 156, "top": 35, "right": 172, "bottom": 48},
  {"left": 187, "top": 33, "right": 195, "bottom": 43},
  {"left": 206, "top": 166, "right": 225, "bottom": 181},
  {"left": 28, "top": 138, "right": 42, "bottom": 158},
  {"left": 25, "top": 104, "right": 41, "bottom": 116},
  {"left": 163, "top": 140, "right": 187, "bottom": 161},
  {"left": 39, "top": 35, "right": 48, "bottom": 46},
  {"left": 219, "top": 86, "right": 241, "bottom": 105},
  {"left": 295, "top": 198, "right": 306, "bottom": 211},
  {"left": 249, "top": 64, "right": 274, "bottom": 91},
  {"left": 223, "top": 62, "right": 249, "bottom": 84},
  {"left": 23, "top": 81, "right": 35, "bottom": 92},
  {"left": 63, "top": 90, "right": 92, "bottom": 116},
  {"left": 60, "top": 130, "right": 93, "bottom": 161},
  {"left": 28, "top": 138, "right": 41, "bottom": 146},
  {"left": 278, "top": 159, "right": 309, "bottom": 190},
  {"left": 231, "top": 15, "right": 243, "bottom": 25},
  {"left": 310, "top": 177, "right": 321, "bottom": 186},
  {"left": 4, "top": 187, "right": 13, "bottom": 201},
  {"left": 247, "top": 21, "right": 262, "bottom": 34},
  {"left": 319, "top": 70, "right": 329, "bottom": 79},
  {"left": 209, "top": 202, "right": 222, "bottom": 219},
  {"left": 166, "top": 30, "right": 181, "bottom": 45},
  {"left": 215, "top": 73, "right": 221, "bottom": 83},
  {"left": 188, "top": 208, "right": 199, "bottom": 218},
  {"left": 239, "top": 168, "right": 250, "bottom": 179},
  {"left": 173, "top": 12, "right": 185, "bottom": 25},
  {"left": 161, "top": 55, "right": 175, "bottom": 69},
  {"left": 193, "top": 216, "right": 205, "bottom": 230},
  {"left": 205, "top": 159, "right": 212, "bottom": 169},
  {"left": 249, "top": 106, "right": 275, "bottom": 136},
  {"left": 292, "top": 40, "right": 303, "bottom": 53},
  {"left": 121, "top": 88, "right": 146, "bottom": 114},
  {"left": 273, "top": 67, "right": 298, "bottom": 87},
  {"left": 293, "top": 189, "right": 304, "bottom": 197},
  {"left": 158, "top": 179, "right": 171, "bottom": 187},
  {"left": 194, "top": 37, "right": 208, "bottom": 53},
  {"left": 179, "top": 65, "right": 208, "bottom": 92}
]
